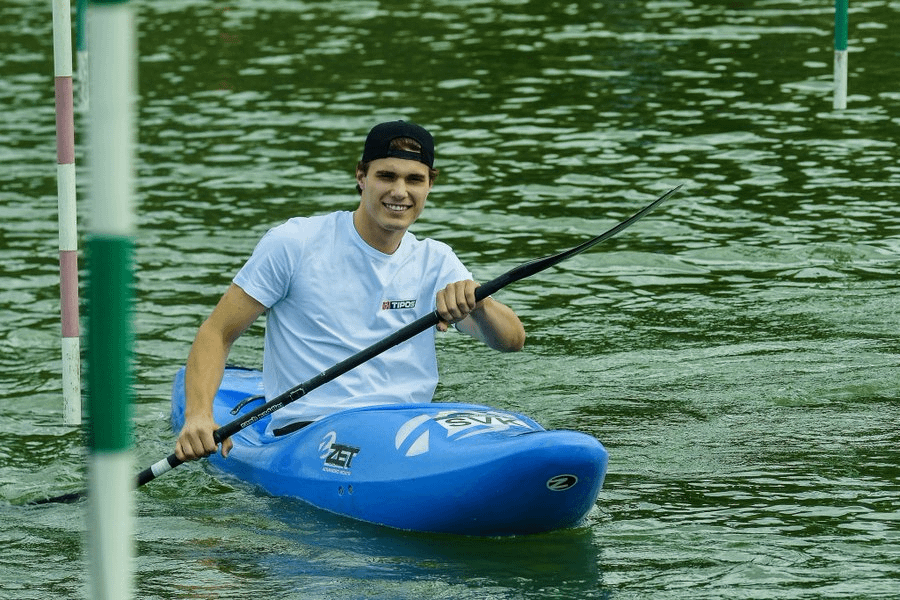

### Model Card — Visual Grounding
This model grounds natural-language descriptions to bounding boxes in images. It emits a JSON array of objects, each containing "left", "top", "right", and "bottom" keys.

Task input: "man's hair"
[{"left": 356, "top": 137, "right": 439, "bottom": 194}]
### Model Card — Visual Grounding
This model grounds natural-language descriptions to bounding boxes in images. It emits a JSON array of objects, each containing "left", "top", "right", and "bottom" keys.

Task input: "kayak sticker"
[
  {"left": 546, "top": 474, "right": 579, "bottom": 491},
  {"left": 395, "top": 410, "right": 536, "bottom": 457},
  {"left": 319, "top": 431, "right": 360, "bottom": 475}
]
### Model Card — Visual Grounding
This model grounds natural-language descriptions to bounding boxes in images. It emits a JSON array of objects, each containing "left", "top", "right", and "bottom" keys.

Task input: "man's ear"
[{"left": 356, "top": 169, "right": 366, "bottom": 190}]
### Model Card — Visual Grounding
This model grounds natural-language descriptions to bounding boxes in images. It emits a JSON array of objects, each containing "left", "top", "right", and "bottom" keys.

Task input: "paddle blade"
[
  {"left": 28, "top": 490, "right": 85, "bottom": 505},
  {"left": 476, "top": 184, "right": 682, "bottom": 300}
]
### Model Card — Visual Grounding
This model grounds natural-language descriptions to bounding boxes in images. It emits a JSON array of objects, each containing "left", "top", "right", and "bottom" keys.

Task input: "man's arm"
[
  {"left": 436, "top": 280, "right": 525, "bottom": 352},
  {"left": 175, "top": 283, "right": 266, "bottom": 461}
]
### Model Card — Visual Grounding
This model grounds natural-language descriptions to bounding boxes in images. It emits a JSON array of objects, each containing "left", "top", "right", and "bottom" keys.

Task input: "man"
[{"left": 175, "top": 120, "right": 526, "bottom": 461}]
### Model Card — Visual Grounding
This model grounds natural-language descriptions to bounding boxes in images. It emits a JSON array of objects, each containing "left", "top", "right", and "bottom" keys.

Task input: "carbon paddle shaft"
[{"left": 34, "top": 184, "right": 681, "bottom": 505}]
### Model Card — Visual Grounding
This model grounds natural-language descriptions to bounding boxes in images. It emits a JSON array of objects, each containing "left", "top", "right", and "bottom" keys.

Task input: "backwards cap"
[{"left": 361, "top": 121, "right": 434, "bottom": 168}]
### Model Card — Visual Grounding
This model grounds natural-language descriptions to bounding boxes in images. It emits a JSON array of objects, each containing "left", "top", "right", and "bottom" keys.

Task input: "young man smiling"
[{"left": 175, "top": 120, "right": 526, "bottom": 461}]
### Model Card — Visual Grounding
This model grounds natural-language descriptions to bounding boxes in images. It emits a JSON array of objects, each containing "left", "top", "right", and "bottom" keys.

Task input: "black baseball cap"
[{"left": 361, "top": 121, "right": 434, "bottom": 168}]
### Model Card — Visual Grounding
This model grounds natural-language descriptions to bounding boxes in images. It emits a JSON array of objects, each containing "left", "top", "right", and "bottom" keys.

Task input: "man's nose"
[{"left": 390, "top": 180, "right": 407, "bottom": 198}]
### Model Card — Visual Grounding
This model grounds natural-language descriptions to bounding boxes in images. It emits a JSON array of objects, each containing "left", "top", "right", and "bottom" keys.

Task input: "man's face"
[{"left": 356, "top": 158, "right": 432, "bottom": 237}]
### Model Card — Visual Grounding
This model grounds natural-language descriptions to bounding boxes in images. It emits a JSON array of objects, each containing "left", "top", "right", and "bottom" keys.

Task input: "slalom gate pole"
[
  {"left": 833, "top": 0, "right": 848, "bottom": 110},
  {"left": 86, "top": 1, "right": 137, "bottom": 598},
  {"left": 51, "top": 0, "right": 82, "bottom": 426},
  {"left": 76, "top": 0, "right": 89, "bottom": 112}
]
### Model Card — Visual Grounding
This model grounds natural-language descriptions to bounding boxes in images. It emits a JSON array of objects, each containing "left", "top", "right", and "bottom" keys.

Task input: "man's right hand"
[{"left": 175, "top": 413, "right": 233, "bottom": 461}]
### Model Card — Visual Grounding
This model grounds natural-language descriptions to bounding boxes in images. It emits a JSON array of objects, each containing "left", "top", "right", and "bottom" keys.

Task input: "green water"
[{"left": 2, "top": 0, "right": 898, "bottom": 598}]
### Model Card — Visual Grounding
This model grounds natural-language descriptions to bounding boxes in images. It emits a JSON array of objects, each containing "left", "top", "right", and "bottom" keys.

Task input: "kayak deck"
[{"left": 171, "top": 366, "right": 608, "bottom": 536}]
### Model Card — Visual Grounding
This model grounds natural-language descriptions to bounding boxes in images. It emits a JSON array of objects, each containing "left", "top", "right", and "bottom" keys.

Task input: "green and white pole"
[
  {"left": 833, "top": 0, "right": 848, "bottom": 110},
  {"left": 51, "top": 0, "right": 82, "bottom": 425},
  {"left": 76, "top": 0, "right": 89, "bottom": 112},
  {"left": 86, "top": 1, "right": 136, "bottom": 599}
]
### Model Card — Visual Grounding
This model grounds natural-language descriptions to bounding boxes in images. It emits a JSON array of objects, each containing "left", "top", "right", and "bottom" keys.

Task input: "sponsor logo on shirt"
[{"left": 382, "top": 299, "right": 417, "bottom": 310}]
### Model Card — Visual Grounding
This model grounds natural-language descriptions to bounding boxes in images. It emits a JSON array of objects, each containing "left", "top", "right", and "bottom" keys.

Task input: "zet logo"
[
  {"left": 395, "top": 410, "right": 536, "bottom": 457},
  {"left": 546, "top": 474, "right": 579, "bottom": 491},
  {"left": 319, "top": 431, "right": 360, "bottom": 475}
]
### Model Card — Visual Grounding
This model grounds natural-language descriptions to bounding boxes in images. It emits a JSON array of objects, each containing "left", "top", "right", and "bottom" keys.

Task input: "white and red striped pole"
[
  {"left": 86, "top": 0, "right": 136, "bottom": 598},
  {"left": 51, "top": 0, "right": 82, "bottom": 426}
]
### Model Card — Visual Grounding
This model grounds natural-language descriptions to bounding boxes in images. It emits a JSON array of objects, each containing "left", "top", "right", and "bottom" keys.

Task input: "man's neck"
[{"left": 352, "top": 209, "right": 404, "bottom": 255}]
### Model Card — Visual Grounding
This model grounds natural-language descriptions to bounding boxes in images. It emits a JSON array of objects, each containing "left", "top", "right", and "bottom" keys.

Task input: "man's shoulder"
[
  {"left": 266, "top": 211, "right": 348, "bottom": 242},
  {"left": 400, "top": 233, "right": 465, "bottom": 272},
  {"left": 278, "top": 210, "right": 346, "bottom": 231},
  {"left": 408, "top": 233, "right": 457, "bottom": 257}
]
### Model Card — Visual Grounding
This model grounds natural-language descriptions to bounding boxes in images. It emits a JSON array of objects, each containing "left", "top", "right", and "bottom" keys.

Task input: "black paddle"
[{"left": 31, "top": 184, "right": 681, "bottom": 505}]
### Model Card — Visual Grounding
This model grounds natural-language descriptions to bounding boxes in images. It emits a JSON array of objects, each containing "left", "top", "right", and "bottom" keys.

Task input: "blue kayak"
[{"left": 170, "top": 366, "right": 609, "bottom": 536}]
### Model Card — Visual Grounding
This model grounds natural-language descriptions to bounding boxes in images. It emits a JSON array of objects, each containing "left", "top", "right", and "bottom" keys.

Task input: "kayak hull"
[{"left": 171, "top": 366, "right": 608, "bottom": 536}]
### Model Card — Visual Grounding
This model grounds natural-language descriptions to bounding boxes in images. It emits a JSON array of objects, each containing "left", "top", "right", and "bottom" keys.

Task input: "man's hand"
[
  {"left": 435, "top": 280, "right": 481, "bottom": 332},
  {"left": 436, "top": 280, "right": 526, "bottom": 352},
  {"left": 175, "top": 413, "right": 233, "bottom": 461}
]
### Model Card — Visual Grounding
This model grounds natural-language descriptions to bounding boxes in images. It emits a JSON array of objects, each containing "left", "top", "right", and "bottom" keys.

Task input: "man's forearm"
[{"left": 464, "top": 297, "right": 526, "bottom": 352}]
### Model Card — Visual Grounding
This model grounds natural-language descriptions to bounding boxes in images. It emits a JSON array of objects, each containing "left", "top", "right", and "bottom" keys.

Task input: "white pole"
[
  {"left": 51, "top": 0, "right": 83, "bottom": 426},
  {"left": 86, "top": 1, "right": 136, "bottom": 599}
]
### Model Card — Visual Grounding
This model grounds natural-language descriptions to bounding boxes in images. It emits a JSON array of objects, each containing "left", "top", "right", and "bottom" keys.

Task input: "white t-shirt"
[{"left": 233, "top": 210, "right": 472, "bottom": 431}]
